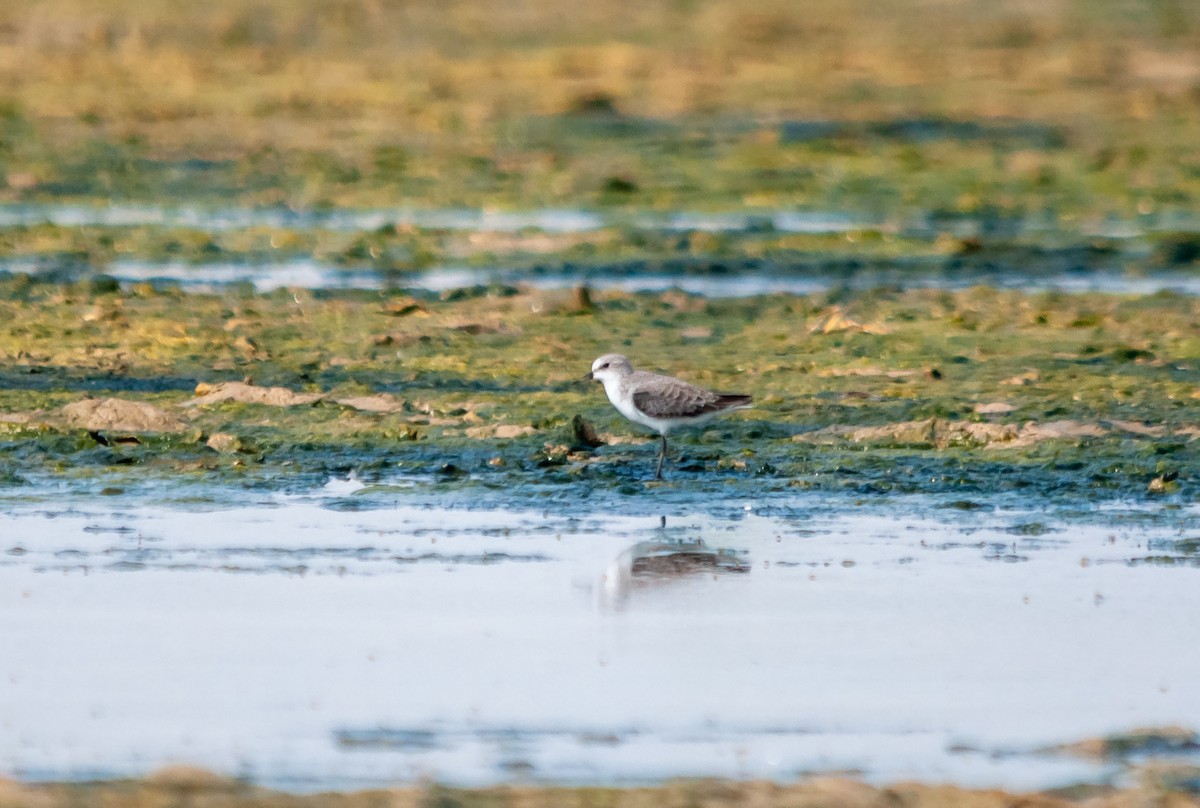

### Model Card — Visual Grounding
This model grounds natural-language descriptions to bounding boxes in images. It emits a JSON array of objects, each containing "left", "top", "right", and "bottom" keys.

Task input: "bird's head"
[{"left": 584, "top": 353, "right": 633, "bottom": 383}]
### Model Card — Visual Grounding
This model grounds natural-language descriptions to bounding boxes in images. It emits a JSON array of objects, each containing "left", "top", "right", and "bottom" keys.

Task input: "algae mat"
[{"left": 1, "top": 282, "right": 1200, "bottom": 501}]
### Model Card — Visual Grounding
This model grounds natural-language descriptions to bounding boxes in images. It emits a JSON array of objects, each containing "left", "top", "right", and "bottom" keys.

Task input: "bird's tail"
[{"left": 717, "top": 394, "right": 752, "bottom": 410}]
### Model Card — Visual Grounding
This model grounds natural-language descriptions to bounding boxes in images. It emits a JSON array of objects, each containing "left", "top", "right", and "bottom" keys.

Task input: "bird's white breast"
[
  {"left": 601, "top": 377, "right": 653, "bottom": 429},
  {"left": 601, "top": 376, "right": 680, "bottom": 434}
]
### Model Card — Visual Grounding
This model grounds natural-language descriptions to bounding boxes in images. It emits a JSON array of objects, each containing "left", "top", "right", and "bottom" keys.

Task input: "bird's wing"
[{"left": 631, "top": 375, "right": 725, "bottom": 419}]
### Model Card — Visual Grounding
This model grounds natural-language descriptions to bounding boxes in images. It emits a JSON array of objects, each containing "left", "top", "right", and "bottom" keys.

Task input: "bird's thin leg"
[{"left": 654, "top": 434, "right": 667, "bottom": 481}]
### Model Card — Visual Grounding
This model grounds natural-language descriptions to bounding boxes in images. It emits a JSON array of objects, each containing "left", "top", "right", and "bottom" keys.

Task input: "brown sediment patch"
[
  {"left": 1105, "top": 419, "right": 1167, "bottom": 438},
  {"left": 381, "top": 299, "right": 428, "bottom": 317},
  {"left": 599, "top": 432, "right": 654, "bottom": 445},
  {"left": 465, "top": 423, "right": 537, "bottom": 439},
  {"left": 205, "top": 433, "right": 245, "bottom": 453},
  {"left": 1002, "top": 370, "right": 1041, "bottom": 386},
  {"left": 0, "top": 775, "right": 1195, "bottom": 808},
  {"left": 1014, "top": 420, "right": 1108, "bottom": 445},
  {"left": 143, "top": 765, "right": 245, "bottom": 790},
  {"left": 451, "top": 230, "right": 602, "bottom": 256},
  {"left": 820, "top": 366, "right": 921, "bottom": 378},
  {"left": 809, "top": 308, "right": 889, "bottom": 335},
  {"left": 334, "top": 394, "right": 406, "bottom": 414},
  {"left": 795, "top": 418, "right": 1122, "bottom": 449},
  {"left": 798, "top": 419, "right": 1013, "bottom": 447},
  {"left": 60, "top": 398, "right": 188, "bottom": 433},
  {"left": 1048, "top": 725, "right": 1200, "bottom": 758},
  {"left": 447, "top": 321, "right": 510, "bottom": 335},
  {"left": 184, "top": 382, "right": 325, "bottom": 408},
  {"left": 0, "top": 779, "right": 50, "bottom": 808}
]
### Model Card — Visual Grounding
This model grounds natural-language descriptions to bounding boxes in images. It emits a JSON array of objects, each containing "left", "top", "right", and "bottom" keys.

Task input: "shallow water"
[
  {"left": 106, "top": 258, "right": 387, "bottom": 293},
  {"left": 2, "top": 202, "right": 1198, "bottom": 239},
  {"left": 411, "top": 267, "right": 1200, "bottom": 298},
  {"left": 3, "top": 479, "right": 1199, "bottom": 791},
  {"left": 0, "top": 203, "right": 869, "bottom": 235},
  {"left": 6, "top": 200, "right": 1200, "bottom": 298},
  {"left": 83, "top": 258, "right": 1200, "bottom": 297}
]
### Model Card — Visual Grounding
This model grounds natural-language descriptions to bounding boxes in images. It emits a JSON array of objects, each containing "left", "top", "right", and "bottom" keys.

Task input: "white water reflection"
[
  {"left": 2, "top": 487, "right": 1198, "bottom": 790},
  {"left": 85, "top": 259, "right": 1200, "bottom": 297},
  {"left": 495, "top": 270, "right": 1200, "bottom": 297},
  {"left": 0, "top": 204, "right": 870, "bottom": 235},
  {"left": 5, "top": 202, "right": 1200, "bottom": 239},
  {"left": 108, "top": 258, "right": 383, "bottom": 293}
]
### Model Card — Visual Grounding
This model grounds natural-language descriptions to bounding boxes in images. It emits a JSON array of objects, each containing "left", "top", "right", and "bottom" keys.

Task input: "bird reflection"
[{"left": 599, "top": 515, "right": 749, "bottom": 608}]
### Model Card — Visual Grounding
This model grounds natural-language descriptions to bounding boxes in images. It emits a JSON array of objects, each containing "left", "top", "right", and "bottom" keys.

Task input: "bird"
[{"left": 585, "top": 353, "right": 752, "bottom": 480}]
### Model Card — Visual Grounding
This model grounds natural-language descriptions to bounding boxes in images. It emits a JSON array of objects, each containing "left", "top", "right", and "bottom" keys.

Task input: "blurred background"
[{"left": 2, "top": 0, "right": 1199, "bottom": 219}]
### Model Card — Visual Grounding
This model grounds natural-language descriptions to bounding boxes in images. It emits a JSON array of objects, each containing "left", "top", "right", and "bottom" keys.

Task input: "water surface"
[
  {"left": 0, "top": 254, "right": 1190, "bottom": 298},
  {"left": 3, "top": 481, "right": 1199, "bottom": 790}
]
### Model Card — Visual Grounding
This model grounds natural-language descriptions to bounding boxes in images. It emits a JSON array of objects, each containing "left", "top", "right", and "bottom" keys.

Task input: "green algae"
[{"left": 1, "top": 282, "right": 1199, "bottom": 507}]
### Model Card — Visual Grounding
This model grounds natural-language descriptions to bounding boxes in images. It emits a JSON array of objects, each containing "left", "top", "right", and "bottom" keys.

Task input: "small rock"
[
  {"left": 205, "top": 433, "right": 242, "bottom": 453},
  {"left": 573, "top": 285, "right": 594, "bottom": 312},
  {"left": 572, "top": 414, "right": 604, "bottom": 448},
  {"left": 535, "top": 443, "right": 571, "bottom": 466},
  {"left": 1002, "top": 370, "right": 1039, "bottom": 386},
  {"left": 1148, "top": 472, "right": 1179, "bottom": 495}
]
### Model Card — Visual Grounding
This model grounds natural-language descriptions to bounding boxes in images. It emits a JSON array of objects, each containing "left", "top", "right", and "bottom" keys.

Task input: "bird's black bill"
[{"left": 582, "top": 371, "right": 594, "bottom": 382}]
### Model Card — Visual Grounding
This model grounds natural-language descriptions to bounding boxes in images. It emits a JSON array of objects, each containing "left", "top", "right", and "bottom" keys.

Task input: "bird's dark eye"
[{"left": 600, "top": 363, "right": 608, "bottom": 369}]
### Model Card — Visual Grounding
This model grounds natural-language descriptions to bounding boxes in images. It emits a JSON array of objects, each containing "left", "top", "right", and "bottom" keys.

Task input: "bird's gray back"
[{"left": 625, "top": 371, "right": 723, "bottom": 419}]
